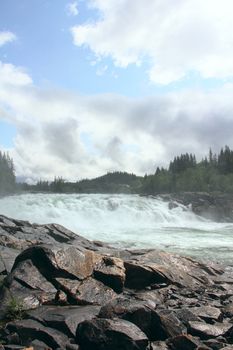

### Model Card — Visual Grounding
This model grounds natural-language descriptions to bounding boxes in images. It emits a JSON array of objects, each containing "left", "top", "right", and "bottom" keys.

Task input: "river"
[{"left": 0, "top": 193, "right": 233, "bottom": 264}]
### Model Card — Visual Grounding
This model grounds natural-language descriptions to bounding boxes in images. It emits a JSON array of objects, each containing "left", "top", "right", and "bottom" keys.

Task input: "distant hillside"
[
  {"left": 20, "top": 171, "right": 143, "bottom": 194},
  {"left": 76, "top": 171, "right": 143, "bottom": 193},
  {"left": 15, "top": 145, "right": 233, "bottom": 195}
]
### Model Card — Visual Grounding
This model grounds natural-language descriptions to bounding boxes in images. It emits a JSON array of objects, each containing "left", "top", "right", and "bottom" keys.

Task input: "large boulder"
[
  {"left": 76, "top": 318, "right": 149, "bottom": 350},
  {"left": 26, "top": 305, "right": 100, "bottom": 338},
  {"left": 99, "top": 297, "right": 157, "bottom": 339},
  {"left": 124, "top": 250, "right": 220, "bottom": 290},
  {"left": 94, "top": 255, "right": 126, "bottom": 293},
  {"left": 12, "top": 244, "right": 101, "bottom": 281}
]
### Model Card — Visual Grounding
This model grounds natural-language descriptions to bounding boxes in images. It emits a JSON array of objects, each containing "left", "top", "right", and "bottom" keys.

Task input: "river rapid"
[{"left": 0, "top": 193, "right": 233, "bottom": 264}]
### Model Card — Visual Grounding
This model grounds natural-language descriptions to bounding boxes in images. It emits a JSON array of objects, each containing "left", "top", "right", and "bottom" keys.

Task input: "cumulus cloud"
[
  {"left": 0, "top": 31, "right": 16, "bottom": 47},
  {"left": 1, "top": 60, "right": 233, "bottom": 182},
  {"left": 71, "top": 0, "right": 233, "bottom": 84},
  {"left": 0, "top": 62, "right": 32, "bottom": 87},
  {"left": 67, "top": 1, "right": 79, "bottom": 16}
]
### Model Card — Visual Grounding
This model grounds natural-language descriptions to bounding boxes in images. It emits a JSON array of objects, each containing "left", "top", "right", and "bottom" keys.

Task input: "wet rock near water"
[
  {"left": 1, "top": 215, "right": 233, "bottom": 349},
  {"left": 160, "top": 192, "right": 233, "bottom": 222}
]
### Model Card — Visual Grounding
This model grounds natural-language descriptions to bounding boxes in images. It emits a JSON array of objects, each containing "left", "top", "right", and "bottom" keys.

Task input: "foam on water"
[{"left": 0, "top": 193, "right": 233, "bottom": 264}]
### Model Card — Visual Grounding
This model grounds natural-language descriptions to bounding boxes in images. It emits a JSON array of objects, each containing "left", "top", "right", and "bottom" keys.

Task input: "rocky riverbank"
[
  {"left": 1, "top": 215, "right": 233, "bottom": 349},
  {"left": 159, "top": 192, "right": 233, "bottom": 222}
]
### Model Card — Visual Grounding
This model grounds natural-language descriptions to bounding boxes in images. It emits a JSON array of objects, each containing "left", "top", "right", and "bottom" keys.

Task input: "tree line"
[
  {"left": 20, "top": 172, "right": 141, "bottom": 194},
  {"left": 142, "top": 146, "right": 233, "bottom": 194},
  {"left": 0, "top": 151, "right": 15, "bottom": 194},
  {"left": 4, "top": 145, "right": 233, "bottom": 195}
]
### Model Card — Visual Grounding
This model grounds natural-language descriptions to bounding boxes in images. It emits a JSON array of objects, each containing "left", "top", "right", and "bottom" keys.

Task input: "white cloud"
[
  {"left": 71, "top": 0, "right": 233, "bottom": 84},
  {"left": 0, "top": 31, "right": 16, "bottom": 47},
  {"left": 1, "top": 61, "right": 233, "bottom": 182},
  {"left": 0, "top": 62, "right": 32, "bottom": 87},
  {"left": 67, "top": 1, "right": 79, "bottom": 16}
]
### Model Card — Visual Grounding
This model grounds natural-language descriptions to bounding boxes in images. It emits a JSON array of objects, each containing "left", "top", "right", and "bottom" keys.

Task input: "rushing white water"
[{"left": 0, "top": 193, "right": 233, "bottom": 264}]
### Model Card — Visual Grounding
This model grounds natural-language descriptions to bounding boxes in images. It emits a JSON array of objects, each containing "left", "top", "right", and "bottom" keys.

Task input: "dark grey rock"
[
  {"left": 55, "top": 277, "right": 117, "bottom": 305},
  {"left": 124, "top": 261, "right": 169, "bottom": 290},
  {"left": 30, "top": 339, "right": 53, "bottom": 349},
  {"left": 174, "top": 308, "right": 201, "bottom": 326},
  {"left": 6, "top": 319, "right": 69, "bottom": 349},
  {"left": 94, "top": 255, "right": 126, "bottom": 293},
  {"left": 154, "top": 309, "right": 187, "bottom": 340},
  {"left": 99, "top": 296, "right": 157, "bottom": 339},
  {"left": 203, "top": 338, "right": 227, "bottom": 350},
  {"left": 0, "top": 246, "right": 19, "bottom": 274},
  {"left": 12, "top": 244, "right": 101, "bottom": 281},
  {"left": 190, "top": 306, "right": 222, "bottom": 323},
  {"left": 76, "top": 317, "right": 149, "bottom": 350},
  {"left": 188, "top": 321, "right": 233, "bottom": 339},
  {"left": 159, "top": 192, "right": 233, "bottom": 222},
  {"left": 27, "top": 305, "right": 100, "bottom": 338},
  {"left": 168, "top": 334, "right": 201, "bottom": 350}
]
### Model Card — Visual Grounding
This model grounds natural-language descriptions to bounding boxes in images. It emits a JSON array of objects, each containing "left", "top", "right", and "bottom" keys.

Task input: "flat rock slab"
[
  {"left": 125, "top": 250, "right": 222, "bottom": 289},
  {"left": 27, "top": 305, "right": 100, "bottom": 338},
  {"left": 6, "top": 319, "right": 69, "bottom": 349},
  {"left": 55, "top": 277, "right": 117, "bottom": 305},
  {"left": 3, "top": 346, "right": 34, "bottom": 350},
  {"left": 76, "top": 317, "right": 149, "bottom": 350},
  {"left": 188, "top": 321, "right": 233, "bottom": 339},
  {"left": 173, "top": 308, "right": 201, "bottom": 326},
  {"left": 0, "top": 246, "right": 20, "bottom": 273},
  {"left": 190, "top": 306, "right": 222, "bottom": 322},
  {"left": 10, "top": 259, "right": 57, "bottom": 294}
]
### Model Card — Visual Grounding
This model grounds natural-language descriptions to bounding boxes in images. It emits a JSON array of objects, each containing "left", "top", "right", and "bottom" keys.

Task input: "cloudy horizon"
[{"left": 1, "top": 0, "right": 233, "bottom": 183}]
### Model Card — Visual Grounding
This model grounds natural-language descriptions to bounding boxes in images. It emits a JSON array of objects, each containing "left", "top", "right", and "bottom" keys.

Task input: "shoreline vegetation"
[{"left": 3, "top": 146, "right": 233, "bottom": 196}]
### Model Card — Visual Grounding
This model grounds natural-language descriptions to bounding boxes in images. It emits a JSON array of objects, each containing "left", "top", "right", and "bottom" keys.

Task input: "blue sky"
[
  {"left": 1, "top": 0, "right": 233, "bottom": 181},
  {"left": 0, "top": 0, "right": 156, "bottom": 96}
]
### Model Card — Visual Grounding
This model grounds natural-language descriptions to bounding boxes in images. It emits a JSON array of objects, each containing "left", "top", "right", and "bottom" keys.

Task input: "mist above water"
[{"left": 0, "top": 193, "right": 232, "bottom": 264}]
